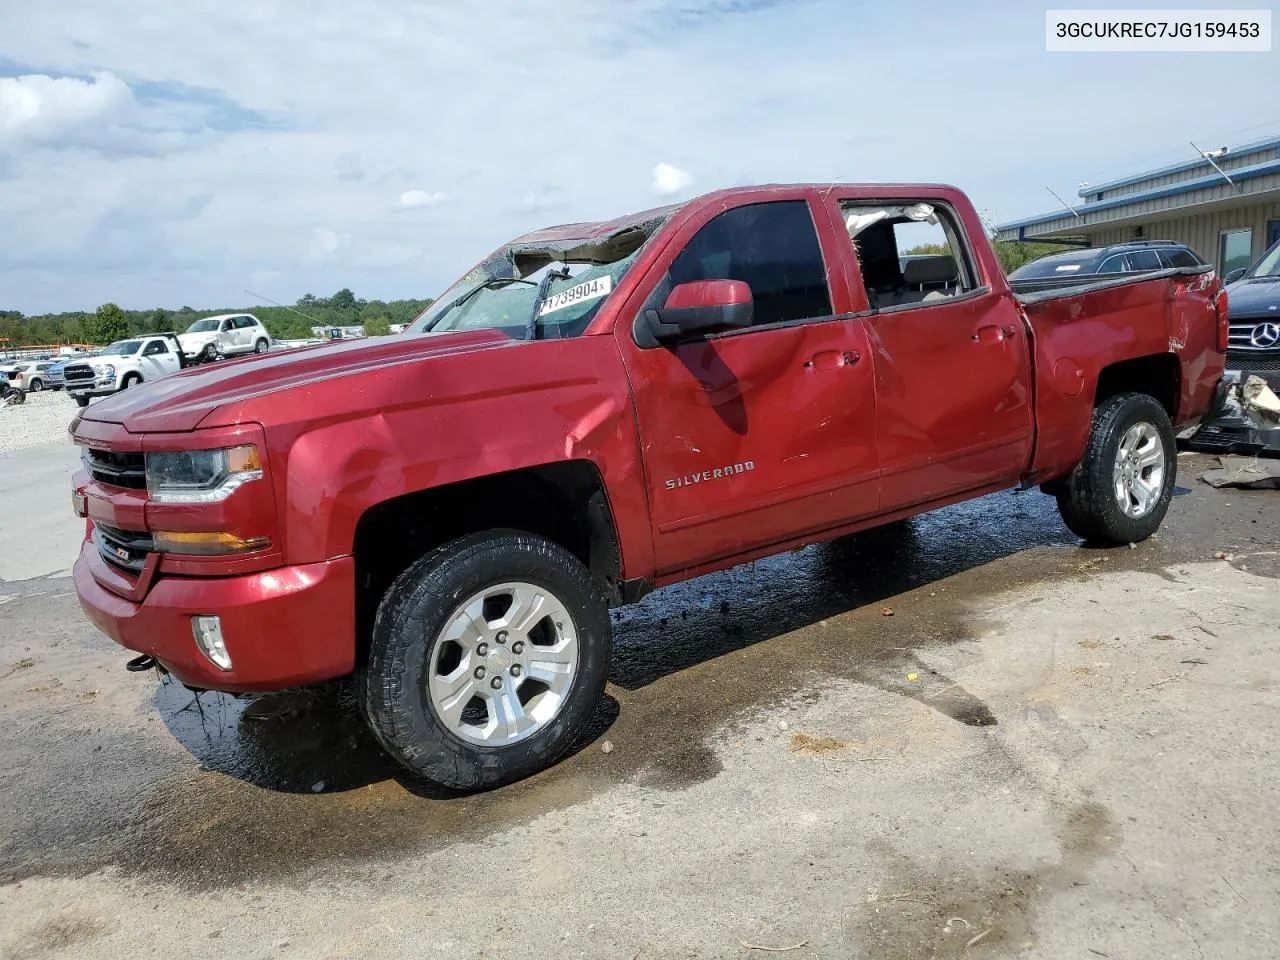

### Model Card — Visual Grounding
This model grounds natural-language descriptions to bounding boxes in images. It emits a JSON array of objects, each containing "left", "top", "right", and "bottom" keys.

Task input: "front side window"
[
  {"left": 665, "top": 200, "right": 832, "bottom": 326},
  {"left": 1220, "top": 228, "right": 1253, "bottom": 275},
  {"left": 842, "top": 201, "right": 976, "bottom": 308}
]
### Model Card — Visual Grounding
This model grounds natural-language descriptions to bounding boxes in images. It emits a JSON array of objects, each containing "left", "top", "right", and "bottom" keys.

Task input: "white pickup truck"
[
  {"left": 178, "top": 313, "right": 272, "bottom": 361},
  {"left": 62, "top": 334, "right": 186, "bottom": 407}
]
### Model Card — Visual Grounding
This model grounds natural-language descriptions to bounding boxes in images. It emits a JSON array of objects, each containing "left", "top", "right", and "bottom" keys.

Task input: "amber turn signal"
[{"left": 153, "top": 531, "right": 271, "bottom": 555}]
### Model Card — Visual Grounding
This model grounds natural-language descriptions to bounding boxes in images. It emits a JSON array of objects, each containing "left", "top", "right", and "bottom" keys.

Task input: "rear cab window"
[{"left": 840, "top": 200, "right": 978, "bottom": 310}]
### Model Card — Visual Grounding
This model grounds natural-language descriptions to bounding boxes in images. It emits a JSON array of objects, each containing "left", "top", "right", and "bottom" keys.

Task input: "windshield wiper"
[
  {"left": 425, "top": 277, "right": 537, "bottom": 331},
  {"left": 527, "top": 266, "right": 571, "bottom": 341}
]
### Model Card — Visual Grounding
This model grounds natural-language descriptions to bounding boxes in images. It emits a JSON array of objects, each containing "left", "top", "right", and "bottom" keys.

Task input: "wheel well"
[
  {"left": 352, "top": 461, "right": 622, "bottom": 665},
  {"left": 1094, "top": 354, "right": 1179, "bottom": 418}
]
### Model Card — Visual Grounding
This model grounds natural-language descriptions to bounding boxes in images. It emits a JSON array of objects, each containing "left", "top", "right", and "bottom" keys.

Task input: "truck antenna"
[{"left": 243, "top": 289, "right": 321, "bottom": 324}]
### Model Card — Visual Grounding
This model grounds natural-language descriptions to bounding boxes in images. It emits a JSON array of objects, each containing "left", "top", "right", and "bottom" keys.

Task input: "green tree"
[
  {"left": 992, "top": 241, "right": 1070, "bottom": 275},
  {"left": 85, "top": 303, "right": 130, "bottom": 345},
  {"left": 363, "top": 315, "right": 392, "bottom": 337},
  {"left": 329, "top": 288, "right": 357, "bottom": 312},
  {"left": 148, "top": 307, "right": 169, "bottom": 332}
]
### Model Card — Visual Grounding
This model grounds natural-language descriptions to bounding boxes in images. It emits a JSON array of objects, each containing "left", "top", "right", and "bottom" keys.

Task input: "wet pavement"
[{"left": 2, "top": 452, "right": 1280, "bottom": 957}]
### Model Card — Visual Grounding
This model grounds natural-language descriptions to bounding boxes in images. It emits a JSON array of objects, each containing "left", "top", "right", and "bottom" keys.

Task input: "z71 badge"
[{"left": 665, "top": 460, "right": 754, "bottom": 490}]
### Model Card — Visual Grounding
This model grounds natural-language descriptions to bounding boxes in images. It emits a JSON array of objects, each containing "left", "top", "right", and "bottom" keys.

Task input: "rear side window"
[
  {"left": 1163, "top": 248, "right": 1202, "bottom": 268},
  {"left": 233, "top": 316, "right": 258, "bottom": 329},
  {"left": 1098, "top": 254, "right": 1130, "bottom": 274},
  {"left": 667, "top": 200, "right": 832, "bottom": 326},
  {"left": 841, "top": 200, "right": 977, "bottom": 309},
  {"left": 1127, "top": 250, "right": 1162, "bottom": 270}
]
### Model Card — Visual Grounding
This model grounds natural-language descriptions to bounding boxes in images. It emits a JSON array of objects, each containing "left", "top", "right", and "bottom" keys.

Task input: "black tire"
[
  {"left": 201, "top": 343, "right": 217, "bottom": 361},
  {"left": 120, "top": 373, "right": 142, "bottom": 390},
  {"left": 4, "top": 388, "right": 25, "bottom": 405},
  {"left": 254, "top": 338, "right": 269, "bottom": 354},
  {"left": 1055, "top": 392, "right": 1176, "bottom": 545},
  {"left": 29, "top": 378, "right": 43, "bottom": 392},
  {"left": 360, "top": 530, "right": 611, "bottom": 791},
  {"left": 75, "top": 395, "right": 90, "bottom": 408}
]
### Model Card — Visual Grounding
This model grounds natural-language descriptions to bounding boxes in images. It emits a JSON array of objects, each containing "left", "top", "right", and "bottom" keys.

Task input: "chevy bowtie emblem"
[{"left": 1250, "top": 322, "right": 1280, "bottom": 348}]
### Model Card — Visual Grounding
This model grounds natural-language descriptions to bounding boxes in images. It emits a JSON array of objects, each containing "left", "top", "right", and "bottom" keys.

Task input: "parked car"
[
  {"left": 70, "top": 183, "right": 1224, "bottom": 791},
  {"left": 178, "top": 314, "right": 272, "bottom": 361},
  {"left": 8, "top": 360, "right": 62, "bottom": 392},
  {"left": 63, "top": 334, "right": 186, "bottom": 407},
  {"left": 1185, "top": 236, "right": 1280, "bottom": 456},
  {"left": 1007, "top": 240, "right": 1207, "bottom": 281}
]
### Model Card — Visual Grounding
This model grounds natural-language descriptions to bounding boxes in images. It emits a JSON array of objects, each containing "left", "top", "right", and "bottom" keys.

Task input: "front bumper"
[
  {"left": 1185, "top": 371, "right": 1280, "bottom": 458},
  {"left": 73, "top": 541, "right": 356, "bottom": 692}
]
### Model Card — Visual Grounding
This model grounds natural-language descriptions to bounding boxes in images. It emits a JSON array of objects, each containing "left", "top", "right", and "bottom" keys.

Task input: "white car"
[
  {"left": 10, "top": 360, "right": 60, "bottom": 392},
  {"left": 63, "top": 335, "right": 185, "bottom": 408},
  {"left": 178, "top": 313, "right": 272, "bottom": 361}
]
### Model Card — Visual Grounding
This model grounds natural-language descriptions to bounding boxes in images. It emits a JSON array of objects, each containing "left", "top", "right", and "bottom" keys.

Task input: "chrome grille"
[{"left": 82, "top": 447, "right": 147, "bottom": 489}]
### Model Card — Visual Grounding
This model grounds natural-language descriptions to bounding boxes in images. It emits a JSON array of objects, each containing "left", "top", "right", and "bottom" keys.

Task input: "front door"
[
  {"left": 619, "top": 197, "right": 880, "bottom": 576},
  {"left": 834, "top": 197, "right": 1034, "bottom": 510}
]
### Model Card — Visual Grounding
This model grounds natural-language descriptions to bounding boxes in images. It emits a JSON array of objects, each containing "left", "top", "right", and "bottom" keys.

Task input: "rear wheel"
[
  {"left": 1055, "top": 392, "right": 1175, "bottom": 545},
  {"left": 29, "top": 378, "right": 43, "bottom": 392},
  {"left": 360, "top": 530, "right": 611, "bottom": 791},
  {"left": 254, "top": 338, "right": 269, "bottom": 354}
]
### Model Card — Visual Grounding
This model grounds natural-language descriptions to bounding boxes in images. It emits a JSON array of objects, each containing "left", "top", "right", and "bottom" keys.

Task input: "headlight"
[
  {"left": 145, "top": 445, "right": 263, "bottom": 503},
  {"left": 100, "top": 364, "right": 116, "bottom": 377}
]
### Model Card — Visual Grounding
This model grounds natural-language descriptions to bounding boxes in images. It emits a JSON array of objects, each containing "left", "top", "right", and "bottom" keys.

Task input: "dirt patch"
[
  {"left": 847, "top": 802, "right": 1118, "bottom": 959},
  {"left": 5, "top": 913, "right": 109, "bottom": 960},
  {"left": 789, "top": 732, "right": 848, "bottom": 756}
]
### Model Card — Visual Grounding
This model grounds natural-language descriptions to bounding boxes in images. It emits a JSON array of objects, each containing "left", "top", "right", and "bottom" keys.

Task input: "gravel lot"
[{"left": 0, "top": 390, "right": 82, "bottom": 454}]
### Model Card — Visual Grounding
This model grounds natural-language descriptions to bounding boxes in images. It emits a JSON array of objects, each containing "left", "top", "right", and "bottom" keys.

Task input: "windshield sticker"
[
  {"left": 538, "top": 275, "right": 613, "bottom": 317},
  {"left": 1054, "top": 264, "right": 1083, "bottom": 272}
]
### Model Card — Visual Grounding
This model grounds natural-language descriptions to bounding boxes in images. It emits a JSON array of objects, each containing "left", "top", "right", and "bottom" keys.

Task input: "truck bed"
[{"left": 1009, "top": 265, "right": 1212, "bottom": 305}]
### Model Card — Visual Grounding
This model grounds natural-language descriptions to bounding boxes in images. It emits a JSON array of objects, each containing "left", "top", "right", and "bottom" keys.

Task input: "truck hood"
[
  {"left": 78, "top": 329, "right": 512, "bottom": 432},
  {"left": 1226, "top": 277, "right": 1280, "bottom": 317}
]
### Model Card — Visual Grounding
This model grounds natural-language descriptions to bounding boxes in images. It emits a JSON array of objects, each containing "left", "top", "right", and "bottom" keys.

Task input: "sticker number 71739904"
[{"left": 538, "top": 275, "right": 613, "bottom": 317}]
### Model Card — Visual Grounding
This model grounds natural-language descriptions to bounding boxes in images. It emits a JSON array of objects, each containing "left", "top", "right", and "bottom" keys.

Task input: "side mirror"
[
  {"left": 1223, "top": 268, "right": 1247, "bottom": 284},
  {"left": 640, "top": 280, "right": 754, "bottom": 345}
]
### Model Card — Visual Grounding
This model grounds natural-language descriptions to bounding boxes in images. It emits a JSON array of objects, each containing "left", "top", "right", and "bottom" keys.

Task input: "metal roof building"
[{"left": 995, "top": 135, "right": 1280, "bottom": 277}]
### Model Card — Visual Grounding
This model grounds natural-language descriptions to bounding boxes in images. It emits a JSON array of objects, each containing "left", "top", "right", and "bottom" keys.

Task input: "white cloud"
[
  {"left": 398, "top": 189, "right": 446, "bottom": 208},
  {"left": 0, "top": 71, "right": 134, "bottom": 143},
  {"left": 651, "top": 162, "right": 693, "bottom": 197},
  {"left": 308, "top": 226, "right": 349, "bottom": 261}
]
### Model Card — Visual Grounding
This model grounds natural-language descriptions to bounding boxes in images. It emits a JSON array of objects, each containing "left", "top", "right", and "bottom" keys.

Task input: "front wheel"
[
  {"left": 75, "top": 395, "right": 90, "bottom": 408},
  {"left": 120, "top": 373, "right": 142, "bottom": 390},
  {"left": 201, "top": 343, "right": 217, "bottom": 362},
  {"left": 360, "top": 531, "right": 611, "bottom": 791},
  {"left": 1055, "top": 392, "right": 1176, "bottom": 545}
]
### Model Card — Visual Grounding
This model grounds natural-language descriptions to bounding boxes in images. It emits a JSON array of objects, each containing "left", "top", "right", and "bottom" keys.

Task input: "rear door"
[
  {"left": 617, "top": 195, "right": 880, "bottom": 575},
  {"left": 832, "top": 194, "right": 1034, "bottom": 511}
]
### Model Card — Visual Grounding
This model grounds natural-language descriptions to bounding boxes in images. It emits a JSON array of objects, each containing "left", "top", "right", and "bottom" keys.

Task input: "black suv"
[{"left": 1007, "top": 240, "right": 1206, "bottom": 281}]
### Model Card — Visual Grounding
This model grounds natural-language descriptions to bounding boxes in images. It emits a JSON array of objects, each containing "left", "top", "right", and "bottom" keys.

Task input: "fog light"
[
  {"left": 71, "top": 490, "right": 87, "bottom": 518},
  {"left": 192, "top": 615, "right": 232, "bottom": 671}
]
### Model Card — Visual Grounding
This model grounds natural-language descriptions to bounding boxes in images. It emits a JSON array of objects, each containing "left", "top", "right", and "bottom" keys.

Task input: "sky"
[{"left": 1, "top": 0, "right": 1278, "bottom": 314}]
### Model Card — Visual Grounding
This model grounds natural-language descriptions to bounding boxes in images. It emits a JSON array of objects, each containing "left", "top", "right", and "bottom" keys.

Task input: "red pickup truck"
[{"left": 70, "top": 184, "right": 1226, "bottom": 790}]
